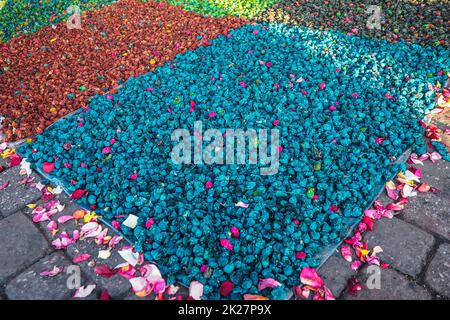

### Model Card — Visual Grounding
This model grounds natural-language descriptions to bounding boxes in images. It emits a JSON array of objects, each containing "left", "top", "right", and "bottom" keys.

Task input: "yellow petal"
[{"left": 360, "top": 249, "right": 370, "bottom": 256}]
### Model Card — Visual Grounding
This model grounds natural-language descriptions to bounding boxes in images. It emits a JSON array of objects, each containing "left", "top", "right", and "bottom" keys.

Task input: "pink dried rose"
[
  {"left": 220, "top": 238, "right": 233, "bottom": 251},
  {"left": 130, "top": 172, "right": 138, "bottom": 180},
  {"left": 145, "top": 218, "right": 155, "bottom": 229},
  {"left": 220, "top": 281, "right": 234, "bottom": 297},
  {"left": 71, "top": 189, "right": 88, "bottom": 200},
  {"left": 230, "top": 226, "right": 240, "bottom": 238},
  {"left": 43, "top": 162, "right": 55, "bottom": 173},
  {"left": 205, "top": 180, "right": 213, "bottom": 191}
]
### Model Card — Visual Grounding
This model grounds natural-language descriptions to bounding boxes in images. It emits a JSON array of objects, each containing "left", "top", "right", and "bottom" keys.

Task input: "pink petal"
[
  {"left": 235, "top": 201, "right": 249, "bottom": 208},
  {"left": 145, "top": 218, "right": 155, "bottom": 229},
  {"left": 94, "top": 265, "right": 117, "bottom": 278},
  {"left": 300, "top": 267, "right": 324, "bottom": 289},
  {"left": 73, "top": 253, "right": 91, "bottom": 264},
  {"left": 140, "top": 264, "right": 166, "bottom": 294},
  {"left": 385, "top": 181, "right": 399, "bottom": 200},
  {"left": 430, "top": 152, "right": 442, "bottom": 163},
  {"left": 57, "top": 215, "right": 74, "bottom": 224},
  {"left": 80, "top": 222, "right": 102, "bottom": 238},
  {"left": 258, "top": 278, "right": 281, "bottom": 290},
  {"left": 130, "top": 277, "right": 149, "bottom": 294},
  {"left": 0, "top": 181, "right": 9, "bottom": 191},
  {"left": 189, "top": 281, "right": 203, "bottom": 300},
  {"left": 386, "top": 198, "right": 409, "bottom": 211},
  {"left": 418, "top": 183, "right": 431, "bottom": 193},
  {"left": 166, "top": 285, "right": 180, "bottom": 295},
  {"left": 73, "top": 284, "right": 96, "bottom": 298},
  {"left": 351, "top": 261, "right": 362, "bottom": 271},
  {"left": 409, "top": 153, "right": 424, "bottom": 165},
  {"left": 46, "top": 220, "right": 58, "bottom": 231},
  {"left": 40, "top": 266, "right": 64, "bottom": 277},
  {"left": 323, "top": 286, "right": 335, "bottom": 300},
  {"left": 340, "top": 245, "right": 353, "bottom": 262},
  {"left": 108, "top": 235, "right": 123, "bottom": 248}
]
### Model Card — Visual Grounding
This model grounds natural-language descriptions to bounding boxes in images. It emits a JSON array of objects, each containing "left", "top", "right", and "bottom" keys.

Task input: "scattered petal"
[
  {"left": 73, "top": 284, "right": 96, "bottom": 298},
  {"left": 340, "top": 245, "right": 353, "bottom": 262},
  {"left": 189, "top": 281, "right": 204, "bottom": 300},
  {"left": 40, "top": 266, "right": 64, "bottom": 277},
  {"left": 258, "top": 278, "right": 281, "bottom": 290},
  {"left": 122, "top": 214, "right": 138, "bottom": 229},
  {"left": 300, "top": 267, "right": 324, "bottom": 289}
]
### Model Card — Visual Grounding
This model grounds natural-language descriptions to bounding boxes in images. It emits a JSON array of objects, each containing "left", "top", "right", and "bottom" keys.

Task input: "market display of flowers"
[{"left": 1, "top": 0, "right": 449, "bottom": 300}]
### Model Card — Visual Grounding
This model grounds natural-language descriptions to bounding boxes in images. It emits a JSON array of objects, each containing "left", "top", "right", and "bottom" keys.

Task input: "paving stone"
[
  {"left": 363, "top": 217, "right": 434, "bottom": 277},
  {"left": 318, "top": 250, "right": 358, "bottom": 297},
  {"left": 425, "top": 243, "right": 450, "bottom": 297},
  {"left": 5, "top": 252, "right": 78, "bottom": 300},
  {"left": 0, "top": 167, "right": 41, "bottom": 218},
  {"left": 0, "top": 157, "right": 8, "bottom": 168},
  {"left": 343, "top": 267, "right": 432, "bottom": 300},
  {"left": 66, "top": 238, "right": 131, "bottom": 298},
  {"left": 400, "top": 160, "right": 450, "bottom": 240},
  {"left": 0, "top": 213, "right": 51, "bottom": 283}
]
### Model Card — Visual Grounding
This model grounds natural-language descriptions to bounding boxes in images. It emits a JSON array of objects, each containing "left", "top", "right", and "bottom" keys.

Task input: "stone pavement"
[{"left": 0, "top": 158, "right": 449, "bottom": 300}]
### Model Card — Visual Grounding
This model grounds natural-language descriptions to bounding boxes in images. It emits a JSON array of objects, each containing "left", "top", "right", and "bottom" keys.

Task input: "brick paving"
[{"left": 0, "top": 157, "right": 449, "bottom": 300}]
